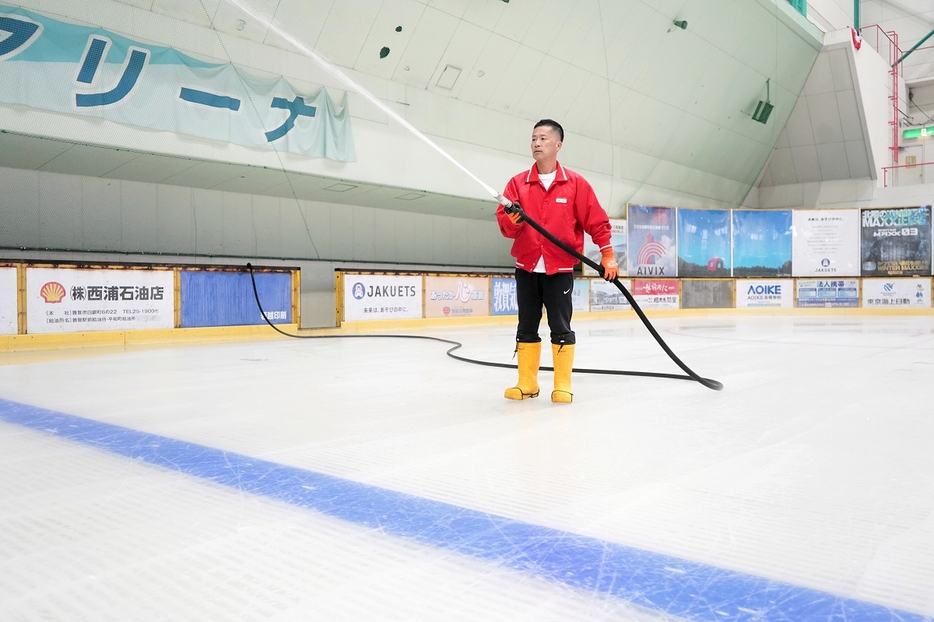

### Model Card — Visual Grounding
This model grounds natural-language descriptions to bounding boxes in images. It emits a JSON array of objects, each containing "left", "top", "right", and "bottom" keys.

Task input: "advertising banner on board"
[
  {"left": 735, "top": 279, "right": 794, "bottom": 308},
  {"left": 681, "top": 280, "right": 733, "bottom": 309},
  {"left": 425, "top": 276, "right": 489, "bottom": 319},
  {"left": 732, "top": 210, "right": 793, "bottom": 277},
  {"left": 792, "top": 209, "right": 860, "bottom": 277},
  {"left": 795, "top": 279, "right": 859, "bottom": 308},
  {"left": 633, "top": 279, "right": 680, "bottom": 310},
  {"left": 860, "top": 206, "right": 932, "bottom": 276},
  {"left": 0, "top": 267, "right": 17, "bottom": 335},
  {"left": 572, "top": 279, "right": 590, "bottom": 313},
  {"left": 583, "top": 219, "right": 627, "bottom": 277},
  {"left": 590, "top": 279, "right": 632, "bottom": 312},
  {"left": 490, "top": 277, "right": 518, "bottom": 316},
  {"left": 861, "top": 278, "right": 931, "bottom": 308},
  {"left": 180, "top": 271, "right": 292, "bottom": 327},
  {"left": 26, "top": 267, "right": 174, "bottom": 333},
  {"left": 342, "top": 274, "right": 422, "bottom": 322},
  {"left": 677, "top": 209, "right": 731, "bottom": 277},
  {"left": 628, "top": 206, "right": 677, "bottom": 277}
]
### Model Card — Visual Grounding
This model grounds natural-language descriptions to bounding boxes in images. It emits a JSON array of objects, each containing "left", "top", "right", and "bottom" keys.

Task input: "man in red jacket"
[{"left": 496, "top": 119, "right": 618, "bottom": 403}]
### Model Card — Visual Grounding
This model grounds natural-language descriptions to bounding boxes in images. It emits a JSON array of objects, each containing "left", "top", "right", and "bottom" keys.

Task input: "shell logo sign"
[{"left": 40, "top": 282, "right": 67, "bottom": 303}]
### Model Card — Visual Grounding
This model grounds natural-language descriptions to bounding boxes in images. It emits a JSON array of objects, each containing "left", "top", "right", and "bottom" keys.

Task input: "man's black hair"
[{"left": 534, "top": 119, "right": 564, "bottom": 142}]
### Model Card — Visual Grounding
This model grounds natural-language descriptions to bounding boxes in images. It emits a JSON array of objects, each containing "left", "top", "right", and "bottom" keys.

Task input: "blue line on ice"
[{"left": 1, "top": 398, "right": 928, "bottom": 622}]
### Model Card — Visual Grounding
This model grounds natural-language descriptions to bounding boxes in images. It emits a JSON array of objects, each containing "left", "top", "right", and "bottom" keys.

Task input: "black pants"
[{"left": 515, "top": 268, "right": 575, "bottom": 345}]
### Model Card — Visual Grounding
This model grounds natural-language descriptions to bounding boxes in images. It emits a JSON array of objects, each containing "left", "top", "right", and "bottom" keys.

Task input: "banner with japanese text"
[
  {"left": 633, "top": 279, "right": 679, "bottom": 310},
  {"left": 180, "top": 271, "right": 292, "bottom": 328},
  {"left": 860, "top": 207, "right": 932, "bottom": 276},
  {"left": 590, "top": 279, "right": 632, "bottom": 312},
  {"left": 677, "top": 209, "right": 731, "bottom": 277},
  {"left": 735, "top": 279, "right": 794, "bottom": 308},
  {"left": 425, "top": 276, "right": 489, "bottom": 319},
  {"left": 628, "top": 206, "right": 677, "bottom": 278},
  {"left": 0, "top": 267, "right": 16, "bottom": 334},
  {"left": 861, "top": 278, "right": 931, "bottom": 309},
  {"left": 0, "top": 5, "right": 354, "bottom": 161},
  {"left": 792, "top": 209, "right": 860, "bottom": 277},
  {"left": 490, "top": 277, "right": 518, "bottom": 316},
  {"left": 572, "top": 279, "right": 590, "bottom": 312},
  {"left": 26, "top": 267, "right": 174, "bottom": 333},
  {"left": 342, "top": 274, "right": 421, "bottom": 322},
  {"left": 583, "top": 219, "right": 627, "bottom": 277},
  {"left": 732, "top": 210, "right": 793, "bottom": 277},
  {"left": 795, "top": 279, "right": 859, "bottom": 308}
]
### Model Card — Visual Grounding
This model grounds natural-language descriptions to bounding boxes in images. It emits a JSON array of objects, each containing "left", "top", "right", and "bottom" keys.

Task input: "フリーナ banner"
[
  {"left": 26, "top": 267, "right": 174, "bottom": 333},
  {"left": 0, "top": 267, "right": 17, "bottom": 335},
  {"left": 342, "top": 274, "right": 422, "bottom": 322},
  {"left": 628, "top": 206, "right": 677, "bottom": 278},
  {"left": 792, "top": 209, "right": 860, "bottom": 277},
  {"left": 425, "top": 276, "right": 489, "bottom": 319},
  {"left": 860, "top": 207, "right": 932, "bottom": 276}
]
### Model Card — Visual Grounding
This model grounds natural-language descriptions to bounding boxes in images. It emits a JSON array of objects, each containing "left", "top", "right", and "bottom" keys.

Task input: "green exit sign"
[{"left": 903, "top": 126, "right": 934, "bottom": 139}]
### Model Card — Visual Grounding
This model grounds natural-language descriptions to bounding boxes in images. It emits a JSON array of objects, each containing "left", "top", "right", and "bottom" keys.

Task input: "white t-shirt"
[{"left": 532, "top": 170, "right": 557, "bottom": 273}]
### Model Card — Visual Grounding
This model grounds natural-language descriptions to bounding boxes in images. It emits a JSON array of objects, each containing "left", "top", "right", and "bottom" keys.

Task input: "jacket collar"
[{"left": 526, "top": 161, "right": 567, "bottom": 184}]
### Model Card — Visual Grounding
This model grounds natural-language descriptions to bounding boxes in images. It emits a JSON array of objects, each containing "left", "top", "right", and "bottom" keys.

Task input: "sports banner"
[
  {"left": 732, "top": 210, "right": 793, "bottom": 277},
  {"left": 677, "top": 209, "right": 731, "bottom": 277},
  {"left": 342, "top": 274, "right": 421, "bottom": 322},
  {"left": 792, "top": 209, "right": 860, "bottom": 277},
  {"left": 0, "top": 267, "right": 17, "bottom": 334},
  {"left": 633, "top": 279, "right": 679, "bottom": 310},
  {"left": 0, "top": 5, "right": 354, "bottom": 161},
  {"left": 590, "top": 279, "right": 632, "bottom": 312},
  {"left": 860, "top": 207, "right": 932, "bottom": 276},
  {"left": 735, "top": 279, "right": 794, "bottom": 308},
  {"left": 628, "top": 206, "right": 677, "bottom": 277},
  {"left": 583, "top": 219, "right": 627, "bottom": 277},
  {"left": 26, "top": 267, "right": 174, "bottom": 333},
  {"left": 425, "top": 276, "right": 489, "bottom": 319},
  {"left": 490, "top": 277, "right": 518, "bottom": 316},
  {"left": 861, "top": 278, "right": 931, "bottom": 309},
  {"left": 572, "top": 279, "right": 590, "bottom": 313},
  {"left": 796, "top": 279, "right": 859, "bottom": 308}
]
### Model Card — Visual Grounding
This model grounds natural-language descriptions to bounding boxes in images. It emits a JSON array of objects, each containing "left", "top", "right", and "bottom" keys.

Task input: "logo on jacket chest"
[{"left": 555, "top": 197, "right": 567, "bottom": 204}]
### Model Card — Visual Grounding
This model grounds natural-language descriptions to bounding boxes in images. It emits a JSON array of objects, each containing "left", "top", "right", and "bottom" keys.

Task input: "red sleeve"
[{"left": 575, "top": 177, "right": 612, "bottom": 249}]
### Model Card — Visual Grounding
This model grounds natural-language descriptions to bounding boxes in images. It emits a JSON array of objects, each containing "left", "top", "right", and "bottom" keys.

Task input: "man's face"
[{"left": 531, "top": 126, "right": 562, "bottom": 162}]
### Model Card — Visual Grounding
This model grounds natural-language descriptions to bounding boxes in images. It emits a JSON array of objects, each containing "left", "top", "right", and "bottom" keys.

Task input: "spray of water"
[{"left": 221, "top": 0, "right": 513, "bottom": 207}]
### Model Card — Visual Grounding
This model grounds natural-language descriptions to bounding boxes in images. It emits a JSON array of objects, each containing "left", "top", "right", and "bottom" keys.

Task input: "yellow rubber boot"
[
  {"left": 551, "top": 343, "right": 575, "bottom": 403},
  {"left": 504, "top": 342, "right": 541, "bottom": 400}
]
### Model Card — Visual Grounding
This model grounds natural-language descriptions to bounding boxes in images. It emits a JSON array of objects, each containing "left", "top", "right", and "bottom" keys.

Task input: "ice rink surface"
[{"left": 1, "top": 313, "right": 933, "bottom": 621}]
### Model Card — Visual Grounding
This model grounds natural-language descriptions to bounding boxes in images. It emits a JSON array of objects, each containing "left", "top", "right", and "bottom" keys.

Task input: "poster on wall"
[
  {"left": 677, "top": 209, "right": 731, "bottom": 277},
  {"left": 792, "top": 209, "right": 860, "bottom": 277},
  {"left": 26, "top": 267, "right": 174, "bottom": 333},
  {"left": 796, "top": 279, "right": 859, "bottom": 308},
  {"left": 860, "top": 206, "right": 932, "bottom": 276},
  {"left": 735, "top": 279, "right": 794, "bottom": 308},
  {"left": 490, "top": 277, "right": 518, "bottom": 316},
  {"left": 732, "top": 210, "right": 793, "bottom": 277},
  {"left": 862, "top": 278, "right": 931, "bottom": 308},
  {"left": 342, "top": 274, "right": 422, "bottom": 322},
  {"left": 583, "top": 219, "right": 627, "bottom": 277},
  {"left": 0, "top": 267, "right": 17, "bottom": 335},
  {"left": 590, "top": 279, "right": 632, "bottom": 312},
  {"left": 572, "top": 279, "right": 590, "bottom": 313},
  {"left": 425, "top": 276, "right": 489, "bottom": 319},
  {"left": 633, "top": 279, "right": 680, "bottom": 310},
  {"left": 628, "top": 206, "right": 677, "bottom": 277}
]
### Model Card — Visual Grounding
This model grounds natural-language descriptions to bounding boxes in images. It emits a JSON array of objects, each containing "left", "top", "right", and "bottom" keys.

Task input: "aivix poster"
[{"left": 627, "top": 206, "right": 677, "bottom": 278}]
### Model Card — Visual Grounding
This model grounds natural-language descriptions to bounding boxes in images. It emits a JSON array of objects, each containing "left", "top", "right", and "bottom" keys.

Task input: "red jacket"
[{"left": 497, "top": 162, "right": 613, "bottom": 274}]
